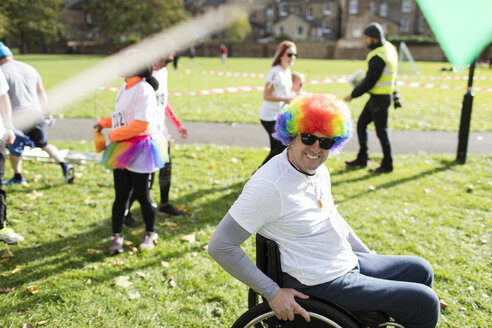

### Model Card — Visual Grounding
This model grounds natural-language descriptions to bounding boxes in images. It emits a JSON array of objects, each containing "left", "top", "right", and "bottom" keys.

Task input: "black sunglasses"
[
  {"left": 286, "top": 53, "right": 297, "bottom": 58},
  {"left": 300, "top": 133, "right": 336, "bottom": 150}
]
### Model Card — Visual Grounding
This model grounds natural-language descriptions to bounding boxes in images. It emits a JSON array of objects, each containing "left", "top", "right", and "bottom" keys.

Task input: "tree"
[
  {"left": 0, "top": 0, "right": 65, "bottom": 53},
  {"left": 89, "top": 0, "right": 189, "bottom": 43},
  {"left": 225, "top": 14, "right": 252, "bottom": 43},
  {"left": 0, "top": 12, "right": 8, "bottom": 39}
]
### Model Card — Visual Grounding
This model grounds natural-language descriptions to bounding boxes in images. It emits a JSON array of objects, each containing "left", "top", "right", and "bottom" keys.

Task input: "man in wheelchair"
[{"left": 209, "top": 93, "right": 440, "bottom": 328}]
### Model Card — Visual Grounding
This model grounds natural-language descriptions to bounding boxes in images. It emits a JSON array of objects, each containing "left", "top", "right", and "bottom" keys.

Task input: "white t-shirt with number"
[
  {"left": 0, "top": 69, "right": 9, "bottom": 139},
  {"left": 112, "top": 79, "right": 158, "bottom": 135},
  {"left": 229, "top": 149, "right": 358, "bottom": 286},
  {"left": 259, "top": 65, "right": 292, "bottom": 121}
]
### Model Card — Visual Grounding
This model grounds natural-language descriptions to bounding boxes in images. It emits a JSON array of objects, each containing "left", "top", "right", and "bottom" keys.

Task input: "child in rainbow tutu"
[{"left": 94, "top": 55, "right": 168, "bottom": 255}]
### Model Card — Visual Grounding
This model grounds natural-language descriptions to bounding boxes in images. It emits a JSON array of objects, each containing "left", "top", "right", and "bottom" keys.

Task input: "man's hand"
[
  {"left": 178, "top": 126, "right": 188, "bottom": 139},
  {"left": 4, "top": 129, "right": 15, "bottom": 145},
  {"left": 268, "top": 288, "right": 310, "bottom": 322},
  {"left": 344, "top": 95, "right": 353, "bottom": 102}
]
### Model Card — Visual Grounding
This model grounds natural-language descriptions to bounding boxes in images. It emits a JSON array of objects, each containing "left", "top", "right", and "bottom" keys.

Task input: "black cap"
[{"left": 364, "top": 23, "right": 385, "bottom": 43}]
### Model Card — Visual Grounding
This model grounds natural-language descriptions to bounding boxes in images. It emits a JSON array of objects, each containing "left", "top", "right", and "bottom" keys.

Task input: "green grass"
[
  {"left": 0, "top": 141, "right": 490, "bottom": 327},
  {"left": 17, "top": 55, "right": 492, "bottom": 131}
]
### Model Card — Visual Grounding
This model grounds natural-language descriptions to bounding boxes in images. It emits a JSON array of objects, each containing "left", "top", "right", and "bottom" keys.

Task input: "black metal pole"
[{"left": 456, "top": 60, "right": 476, "bottom": 164}]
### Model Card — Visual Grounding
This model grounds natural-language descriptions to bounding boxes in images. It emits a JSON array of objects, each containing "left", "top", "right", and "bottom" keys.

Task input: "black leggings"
[
  {"left": 260, "top": 120, "right": 287, "bottom": 166},
  {"left": 0, "top": 138, "right": 6, "bottom": 230},
  {"left": 112, "top": 169, "right": 156, "bottom": 234},
  {"left": 128, "top": 145, "right": 172, "bottom": 210}
]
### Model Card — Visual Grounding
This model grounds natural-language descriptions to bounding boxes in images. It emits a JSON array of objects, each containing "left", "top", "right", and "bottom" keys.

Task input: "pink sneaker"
[
  {"left": 139, "top": 232, "right": 158, "bottom": 250},
  {"left": 109, "top": 234, "right": 124, "bottom": 255}
]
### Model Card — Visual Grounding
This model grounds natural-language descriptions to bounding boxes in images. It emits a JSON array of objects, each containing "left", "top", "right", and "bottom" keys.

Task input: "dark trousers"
[
  {"left": 0, "top": 138, "right": 6, "bottom": 230},
  {"left": 284, "top": 253, "right": 440, "bottom": 328},
  {"left": 112, "top": 169, "right": 156, "bottom": 234},
  {"left": 260, "top": 120, "right": 287, "bottom": 166},
  {"left": 158, "top": 145, "right": 172, "bottom": 205},
  {"left": 356, "top": 95, "right": 393, "bottom": 169}
]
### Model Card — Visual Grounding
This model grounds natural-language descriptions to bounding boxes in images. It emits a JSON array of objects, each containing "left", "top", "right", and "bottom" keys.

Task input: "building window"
[
  {"left": 279, "top": 3, "right": 288, "bottom": 16},
  {"left": 400, "top": 16, "right": 409, "bottom": 32},
  {"left": 323, "top": 2, "right": 331, "bottom": 15},
  {"left": 379, "top": 3, "right": 388, "bottom": 17},
  {"left": 306, "top": 6, "right": 313, "bottom": 20},
  {"left": 266, "top": 21, "right": 272, "bottom": 33},
  {"left": 277, "top": 26, "right": 284, "bottom": 36},
  {"left": 86, "top": 13, "right": 92, "bottom": 24},
  {"left": 352, "top": 24, "right": 362, "bottom": 38},
  {"left": 349, "top": 0, "right": 359, "bottom": 14},
  {"left": 251, "top": 11, "right": 256, "bottom": 22},
  {"left": 266, "top": 8, "right": 273, "bottom": 16},
  {"left": 322, "top": 18, "right": 331, "bottom": 33},
  {"left": 296, "top": 26, "right": 303, "bottom": 37},
  {"left": 295, "top": 6, "right": 301, "bottom": 15},
  {"left": 418, "top": 15, "right": 426, "bottom": 33},
  {"left": 369, "top": 2, "right": 375, "bottom": 14},
  {"left": 402, "top": 0, "right": 412, "bottom": 13}
]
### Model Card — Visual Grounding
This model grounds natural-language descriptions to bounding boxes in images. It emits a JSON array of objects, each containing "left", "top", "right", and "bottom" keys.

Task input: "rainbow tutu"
[{"left": 101, "top": 134, "right": 168, "bottom": 173}]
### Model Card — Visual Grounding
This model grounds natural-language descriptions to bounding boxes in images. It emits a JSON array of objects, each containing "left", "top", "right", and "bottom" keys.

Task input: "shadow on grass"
[
  {"left": 335, "top": 159, "right": 455, "bottom": 204},
  {"left": 0, "top": 179, "right": 246, "bottom": 316}
]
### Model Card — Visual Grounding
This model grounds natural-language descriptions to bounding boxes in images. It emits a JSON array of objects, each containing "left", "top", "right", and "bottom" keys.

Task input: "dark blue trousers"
[{"left": 283, "top": 252, "right": 440, "bottom": 328}]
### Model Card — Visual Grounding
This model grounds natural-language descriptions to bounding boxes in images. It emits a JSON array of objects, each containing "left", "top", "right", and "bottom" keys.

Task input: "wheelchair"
[{"left": 231, "top": 234, "right": 405, "bottom": 328}]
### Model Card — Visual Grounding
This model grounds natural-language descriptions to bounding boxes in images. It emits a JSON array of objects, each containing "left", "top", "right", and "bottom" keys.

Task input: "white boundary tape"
[{"left": 98, "top": 75, "right": 492, "bottom": 95}]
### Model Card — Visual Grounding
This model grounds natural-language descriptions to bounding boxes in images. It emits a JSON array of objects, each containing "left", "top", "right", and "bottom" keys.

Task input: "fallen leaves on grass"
[
  {"left": 212, "top": 303, "right": 224, "bottom": 317},
  {"left": 26, "top": 286, "right": 41, "bottom": 295},
  {"left": 164, "top": 220, "right": 179, "bottom": 229},
  {"left": 2, "top": 245, "right": 14, "bottom": 259},
  {"left": 181, "top": 233, "right": 195, "bottom": 243},
  {"left": 87, "top": 249, "right": 99, "bottom": 254},
  {"left": 0, "top": 286, "right": 12, "bottom": 293},
  {"left": 11, "top": 267, "right": 21, "bottom": 274},
  {"left": 21, "top": 324, "right": 34, "bottom": 328},
  {"left": 113, "top": 259, "right": 125, "bottom": 266},
  {"left": 136, "top": 271, "right": 147, "bottom": 279},
  {"left": 26, "top": 190, "right": 43, "bottom": 200},
  {"left": 114, "top": 276, "right": 132, "bottom": 288},
  {"left": 37, "top": 320, "right": 48, "bottom": 326},
  {"left": 59, "top": 245, "right": 72, "bottom": 252}
]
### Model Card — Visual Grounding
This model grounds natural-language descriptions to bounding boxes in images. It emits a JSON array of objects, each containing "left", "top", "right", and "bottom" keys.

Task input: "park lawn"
[
  {"left": 17, "top": 55, "right": 492, "bottom": 132},
  {"left": 0, "top": 141, "right": 490, "bottom": 327}
]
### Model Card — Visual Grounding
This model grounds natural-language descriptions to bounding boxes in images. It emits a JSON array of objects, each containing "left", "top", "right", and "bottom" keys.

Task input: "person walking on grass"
[
  {"left": 259, "top": 40, "right": 297, "bottom": 167},
  {"left": 209, "top": 93, "right": 440, "bottom": 327},
  {"left": 0, "top": 42, "right": 74, "bottom": 186},
  {"left": 123, "top": 54, "right": 189, "bottom": 228},
  {"left": 95, "top": 51, "right": 168, "bottom": 254},
  {"left": 344, "top": 23, "right": 398, "bottom": 173},
  {"left": 220, "top": 44, "right": 228, "bottom": 64},
  {"left": 0, "top": 67, "right": 23, "bottom": 243}
]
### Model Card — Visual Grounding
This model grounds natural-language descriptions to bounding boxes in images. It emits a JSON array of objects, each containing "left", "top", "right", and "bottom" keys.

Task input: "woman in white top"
[{"left": 259, "top": 40, "right": 297, "bottom": 166}]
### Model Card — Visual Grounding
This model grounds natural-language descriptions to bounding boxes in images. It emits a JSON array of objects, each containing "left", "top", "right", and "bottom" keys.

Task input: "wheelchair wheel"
[{"left": 231, "top": 298, "right": 360, "bottom": 328}]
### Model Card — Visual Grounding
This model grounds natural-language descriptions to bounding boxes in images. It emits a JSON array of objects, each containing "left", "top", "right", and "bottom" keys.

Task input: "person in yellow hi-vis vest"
[{"left": 344, "top": 22, "right": 398, "bottom": 173}]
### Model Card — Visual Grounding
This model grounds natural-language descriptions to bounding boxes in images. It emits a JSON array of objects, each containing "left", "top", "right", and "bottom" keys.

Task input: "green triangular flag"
[{"left": 417, "top": 0, "right": 492, "bottom": 67}]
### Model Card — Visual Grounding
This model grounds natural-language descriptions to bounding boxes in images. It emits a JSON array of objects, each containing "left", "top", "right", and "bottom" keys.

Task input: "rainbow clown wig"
[{"left": 273, "top": 93, "right": 353, "bottom": 153}]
